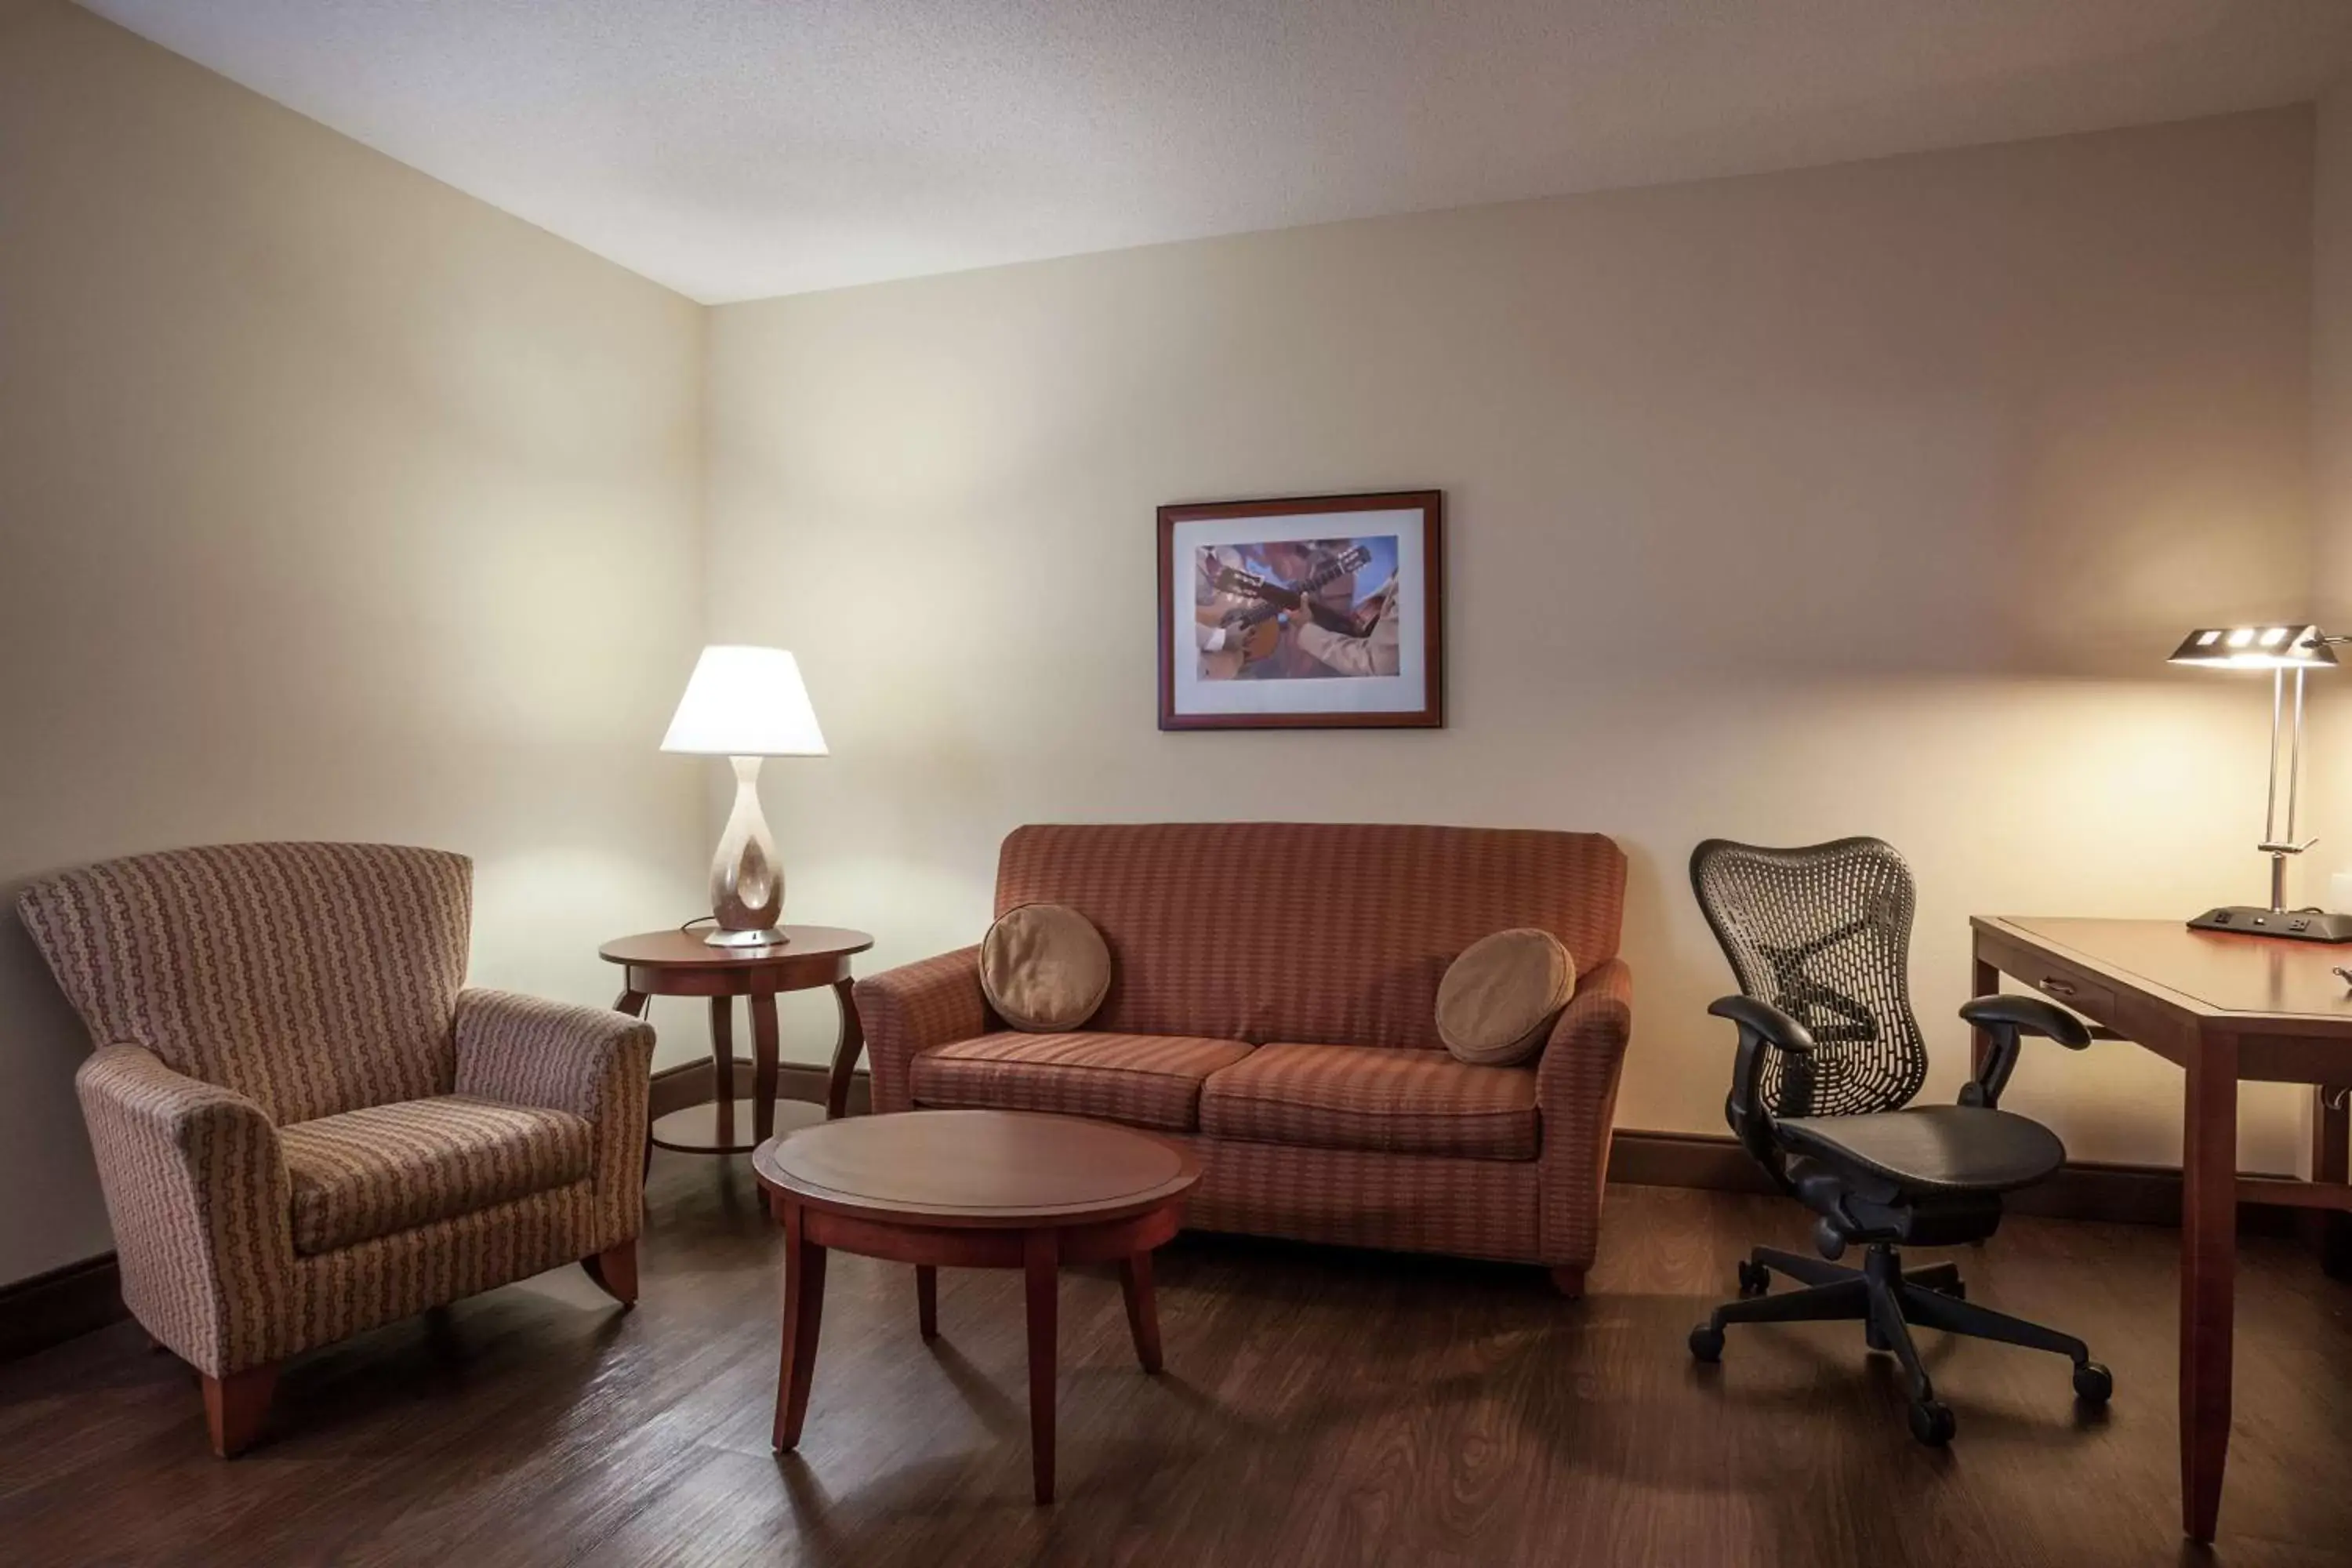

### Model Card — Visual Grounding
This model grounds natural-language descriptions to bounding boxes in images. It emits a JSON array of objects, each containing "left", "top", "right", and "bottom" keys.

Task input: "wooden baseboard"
[
  {"left": 1603, "top": 1129, "right": 2303, "bottom": 1233},
  {"left": 0, "top": 1254, "right": 127, "bottom": 1363}
]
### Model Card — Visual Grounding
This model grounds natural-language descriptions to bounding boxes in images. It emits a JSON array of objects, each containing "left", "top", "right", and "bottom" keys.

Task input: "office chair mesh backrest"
[{"left": 1689, "top": 837, "right": 1929, "bottom": 1118}]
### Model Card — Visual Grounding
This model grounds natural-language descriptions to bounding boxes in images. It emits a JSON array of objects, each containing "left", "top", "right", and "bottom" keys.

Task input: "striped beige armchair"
[{"left": 16, "top": 842, "right": 654, "bottom": 1457}]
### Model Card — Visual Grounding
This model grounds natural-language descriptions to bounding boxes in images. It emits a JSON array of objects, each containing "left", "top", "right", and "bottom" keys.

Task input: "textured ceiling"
[{"left": 82, "top": 1, "right": 2352, "bottom": 303}]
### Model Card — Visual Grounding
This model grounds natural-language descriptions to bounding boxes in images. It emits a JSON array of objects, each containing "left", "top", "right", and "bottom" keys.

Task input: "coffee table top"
[{"left": 754, "top": 1110, "right": 1201, "bottom": 1229}]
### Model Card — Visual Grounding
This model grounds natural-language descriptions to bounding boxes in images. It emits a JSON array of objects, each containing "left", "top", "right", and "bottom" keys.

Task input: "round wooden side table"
[
  {"left": 754, "top": 1109, "right": 1202, "bottom": 1504},
  {"left": 599, "top": 925, "right": 875, "bottom": 1153}
]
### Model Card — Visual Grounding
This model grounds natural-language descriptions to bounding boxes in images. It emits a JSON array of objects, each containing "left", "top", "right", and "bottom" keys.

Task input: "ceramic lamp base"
[{"left": 706, "top": 754, "right": 787, "bottom": 941}]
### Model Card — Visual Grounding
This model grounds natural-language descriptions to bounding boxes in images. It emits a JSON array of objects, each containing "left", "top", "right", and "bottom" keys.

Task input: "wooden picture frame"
[{"left": 1157, "top": 491, "right": 1443, "bottom": 731}]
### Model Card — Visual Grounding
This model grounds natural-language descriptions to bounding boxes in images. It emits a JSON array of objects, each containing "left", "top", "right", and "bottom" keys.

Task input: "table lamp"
[
  {"left": 2169, "top": 624, "right": 2352, "bottom": 942},
  {"left": 661, "top": 645, "right": 827, "bottom": 947}
]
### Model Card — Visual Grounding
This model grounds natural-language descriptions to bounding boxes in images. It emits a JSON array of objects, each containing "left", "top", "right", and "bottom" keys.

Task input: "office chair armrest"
[
  {"left": 1708, "top": 996, "right": 1815, "bottom": 1164},
  {"left": 1955, "top": 993, "right": 2091, "bottom": 1109}
]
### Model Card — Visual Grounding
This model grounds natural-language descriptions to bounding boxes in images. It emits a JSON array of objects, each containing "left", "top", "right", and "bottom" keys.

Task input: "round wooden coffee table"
[{"left": 753, "top": 1109, "right": 1201, "bottom": 1504}]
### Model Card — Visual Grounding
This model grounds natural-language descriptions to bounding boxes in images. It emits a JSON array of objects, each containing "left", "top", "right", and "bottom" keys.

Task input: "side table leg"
[
  {"left": 1120, "top": 1252, "right": 1163, "bottom": 1374},
  {"left": 614, "top": 989, "right": 649, "bottom": 1018},
  {"left": 1024, "top": 1229, "right": 1058, "bottom": 1504},
  {"left": 826, "top": 978, "right": 865, "bottom": 1120},
  {"left": 773, "top": 1201, "right": 828, "bottom": 1451},
  {"left": 916, "top": 1265, "right": 938, "bottom": 1341},
  {"left": 2180, "top": 1029, "right": 2238, "bottom": 1543},
  {"left": 1969, "top": 948, "right": 1998, "bottom": 1083},
  {"left": 710, "top": 996, "right": 737, "bottom": 1151},
  {"left": 750, "top": 991, "right": 781, "bottom": 1145}
]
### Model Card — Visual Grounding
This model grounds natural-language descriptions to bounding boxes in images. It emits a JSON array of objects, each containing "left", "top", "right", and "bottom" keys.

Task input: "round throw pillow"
[
  {"left": 1436, "top": 928, "right": 1577, "bottom": 1065},
  {"left": 979, "top": 902, "right": 1112, "bottom": 1032}
]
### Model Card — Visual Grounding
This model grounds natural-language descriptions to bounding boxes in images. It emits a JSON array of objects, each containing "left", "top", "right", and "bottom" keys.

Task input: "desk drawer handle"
[{"left": 2041, "top": 977, "right": 2078, "bottom": 998}]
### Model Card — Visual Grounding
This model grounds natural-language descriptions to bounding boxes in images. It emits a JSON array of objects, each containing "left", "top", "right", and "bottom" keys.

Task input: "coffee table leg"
[
  {"left": 772, "top": 1201, "right": 828, "bottom": 1452},
  {"left": 1119, "top": 1253, "right": 1163, "bottom": 1374},
  {"left": 916, "top": 1265, "right": 938, "bottom": 1341},
  {"left": 1024, "top": 1229, "right": 1058, "bottom": 1504}
]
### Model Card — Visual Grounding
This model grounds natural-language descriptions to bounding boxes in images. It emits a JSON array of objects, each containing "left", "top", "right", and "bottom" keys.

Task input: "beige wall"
[
  {"left": 705, "top": 110, "right": 2321, "bottom": 1171},
  {"left": 0, "top": 0, "right": 710, "bottom": 1284}
]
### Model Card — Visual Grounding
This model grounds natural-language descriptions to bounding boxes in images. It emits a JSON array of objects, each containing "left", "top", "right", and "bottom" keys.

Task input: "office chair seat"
[{"left": 1777, "top": 1105, "right": 2066, "bottom": 1195}]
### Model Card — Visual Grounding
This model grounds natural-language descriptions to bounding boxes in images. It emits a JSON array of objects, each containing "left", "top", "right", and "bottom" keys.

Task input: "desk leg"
[
  {"left": 2313, "top": 1087, "right": 2352, "bottom": 1279},
  {"left": 2180, "top": 1028, "right": 2238, "bottom": 1544},
  {"left": 1969, "top": 948, "right": 1998, "bottom": 1083},
  {"left": 826, "top": 978, "right": 864, "bottom": 1120},
  {"left": 750, "top": 992, "right": 781, "bottom": 1145}
]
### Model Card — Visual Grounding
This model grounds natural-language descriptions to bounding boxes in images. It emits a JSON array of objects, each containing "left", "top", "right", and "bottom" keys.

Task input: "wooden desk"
[{"left": 1970, "top": 916, "right": 2352, "bottom": 1544}]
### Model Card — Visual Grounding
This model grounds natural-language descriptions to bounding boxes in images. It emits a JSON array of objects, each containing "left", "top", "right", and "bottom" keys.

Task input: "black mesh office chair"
[{"left": 1684, "top": 837, "right": 2111, "bottom": 1446}]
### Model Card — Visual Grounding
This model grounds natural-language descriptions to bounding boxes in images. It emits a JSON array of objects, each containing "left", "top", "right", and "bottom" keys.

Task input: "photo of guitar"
[{"left": 1196, "top": 541, "right": 1383, "bottom": 681}]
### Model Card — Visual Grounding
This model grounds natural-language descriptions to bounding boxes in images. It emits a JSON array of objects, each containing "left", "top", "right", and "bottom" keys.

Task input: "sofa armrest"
[
  {"left": 855, "top": 946, "right": 988, "bottom": 1112},
  {"left": 75, "top": 1045, "right": 296, "bottom": 1377},
  {"left": 1534, "top": 957, "right": 1634, "bottom": 1272},
  {"left": 454, "top": 989, "right": 655, "bottom": 1249}
]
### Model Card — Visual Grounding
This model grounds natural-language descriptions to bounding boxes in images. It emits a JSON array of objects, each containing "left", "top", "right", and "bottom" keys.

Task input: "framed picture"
[{"left": 1157, "top": 490, "right": 1443, "bottom": 731}]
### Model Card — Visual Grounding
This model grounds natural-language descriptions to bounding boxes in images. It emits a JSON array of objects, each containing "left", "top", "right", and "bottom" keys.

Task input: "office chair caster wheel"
[
  {"left": 1907, "top": 1398, "right": 1956, "bottom": 1446},
  {"left": 2072, "top": 1361, "right": 2113, "bottom": 1405},
  {"left": 1736, "top": 1260, "right": 1769, "bottom": 1297},
  {"left": 1688, "top": 1323, "right": 1724, "bottom": 1363}
]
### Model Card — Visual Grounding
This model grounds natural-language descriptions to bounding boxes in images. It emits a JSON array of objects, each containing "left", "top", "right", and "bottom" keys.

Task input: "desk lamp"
[
  {"left": 661, "top": 646, "right": 827, "bottom": 947},
  {"left": 2169, "top": 624, "right": 2352, "bottom": 941}
]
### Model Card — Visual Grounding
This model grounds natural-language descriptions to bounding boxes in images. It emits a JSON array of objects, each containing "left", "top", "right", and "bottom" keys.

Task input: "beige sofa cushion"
[
  {"left": 1436, "top": 928, "right": 1576, "bottom": 1065},
  {"left": 980, "top": 902, "right": 1112, "bottom": 1031}
]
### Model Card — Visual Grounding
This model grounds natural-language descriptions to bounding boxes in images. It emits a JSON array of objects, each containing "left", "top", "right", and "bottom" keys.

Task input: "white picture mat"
[{"left": 1167, "top": 508, "right": 1426, "bottom": 717}]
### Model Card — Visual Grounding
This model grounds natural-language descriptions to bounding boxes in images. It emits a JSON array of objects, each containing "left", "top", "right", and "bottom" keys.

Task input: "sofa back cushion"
[
  {"left": 994, "top": 822, "right": 1624, "bottom": 1050},
  {"left": 16, "top": 842, "right": 472, "bottom": 1123}
]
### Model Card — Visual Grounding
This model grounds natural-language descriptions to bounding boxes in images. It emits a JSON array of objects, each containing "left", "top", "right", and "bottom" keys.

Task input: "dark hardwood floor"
[{"left": 4, "top": 1151, "right": 2350, "bottom": 1566}]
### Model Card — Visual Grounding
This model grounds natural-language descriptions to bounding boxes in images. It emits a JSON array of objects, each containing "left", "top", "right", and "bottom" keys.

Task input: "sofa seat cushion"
[
  {"left": 281, "top": 1094, "right": 593, "bottom": 1255},
  {"left": 1200, "top": 1042, "right": 1540, "bottom": 1160},
  {"left": 909, "top": 1031, "right": 1253, "bottom": 1131}
]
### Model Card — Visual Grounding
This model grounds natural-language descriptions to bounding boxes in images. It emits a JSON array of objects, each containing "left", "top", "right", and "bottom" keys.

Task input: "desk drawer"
[{"left": 2020, "top": 964, "right": 2116, "bottom": 1024}]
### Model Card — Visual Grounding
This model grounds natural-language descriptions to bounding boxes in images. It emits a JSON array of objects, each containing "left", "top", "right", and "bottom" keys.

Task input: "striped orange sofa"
[
  {"left": 16, "top": 843, "right": 655, "bottom": 1457},
  {"left": 857, "top": 822, "right": 1632, "bottom": 1294}
]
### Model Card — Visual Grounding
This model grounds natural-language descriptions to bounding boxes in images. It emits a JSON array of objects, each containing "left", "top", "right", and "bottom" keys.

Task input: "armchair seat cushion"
[
  {"left": 1200, "top": 1042, "right": 1540, "bottom": 1160},
  {"left": 909, "top": 1031, "right": 1252, "bottom": 1131},
  {"left": 281, "top": 1094, "right": 593, "bottom": 1255}
]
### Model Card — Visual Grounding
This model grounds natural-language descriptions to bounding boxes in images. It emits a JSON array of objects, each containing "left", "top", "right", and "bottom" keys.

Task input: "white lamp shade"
[{"left": 660, "top": 645, "right": 828, "bottom": 757}]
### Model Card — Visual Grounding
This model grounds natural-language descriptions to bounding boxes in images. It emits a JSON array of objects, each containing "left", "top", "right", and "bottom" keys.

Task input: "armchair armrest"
[
  {"left": 1535, "top": 957, "right": 1633, "bottom": 1272},
  {"left": 1956, "top": 993, "right": 2091, "bottom": 1109},
  {"left": 1708, "top": 996, "right": 1816, "bottom": 1164},
  {"left": 454, "top": 989, "right": 655, "bottom": 1250},
  {"left": 855, "top": 946, "right": 987, "bottom": 1113},
  {"left": 75, "top": 1045, "right": 296, "bottom": 1377}
]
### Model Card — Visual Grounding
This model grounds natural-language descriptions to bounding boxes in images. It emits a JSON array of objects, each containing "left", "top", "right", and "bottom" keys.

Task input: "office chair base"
[{"left": 1689, "top": 1243, "right": 2108, "bottom": 1445}]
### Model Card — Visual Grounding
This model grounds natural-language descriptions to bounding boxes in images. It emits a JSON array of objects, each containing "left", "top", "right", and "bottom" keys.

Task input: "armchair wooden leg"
[
  {"left": 202, "top": 1364, "right": 277, "bottom": 1458},
  {"left": 1548, "top": 1265, "right": 1586, "bottom": 1299},
  {"left": 583, "top": 1240, "right": 639, "bottom": 1307}
]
